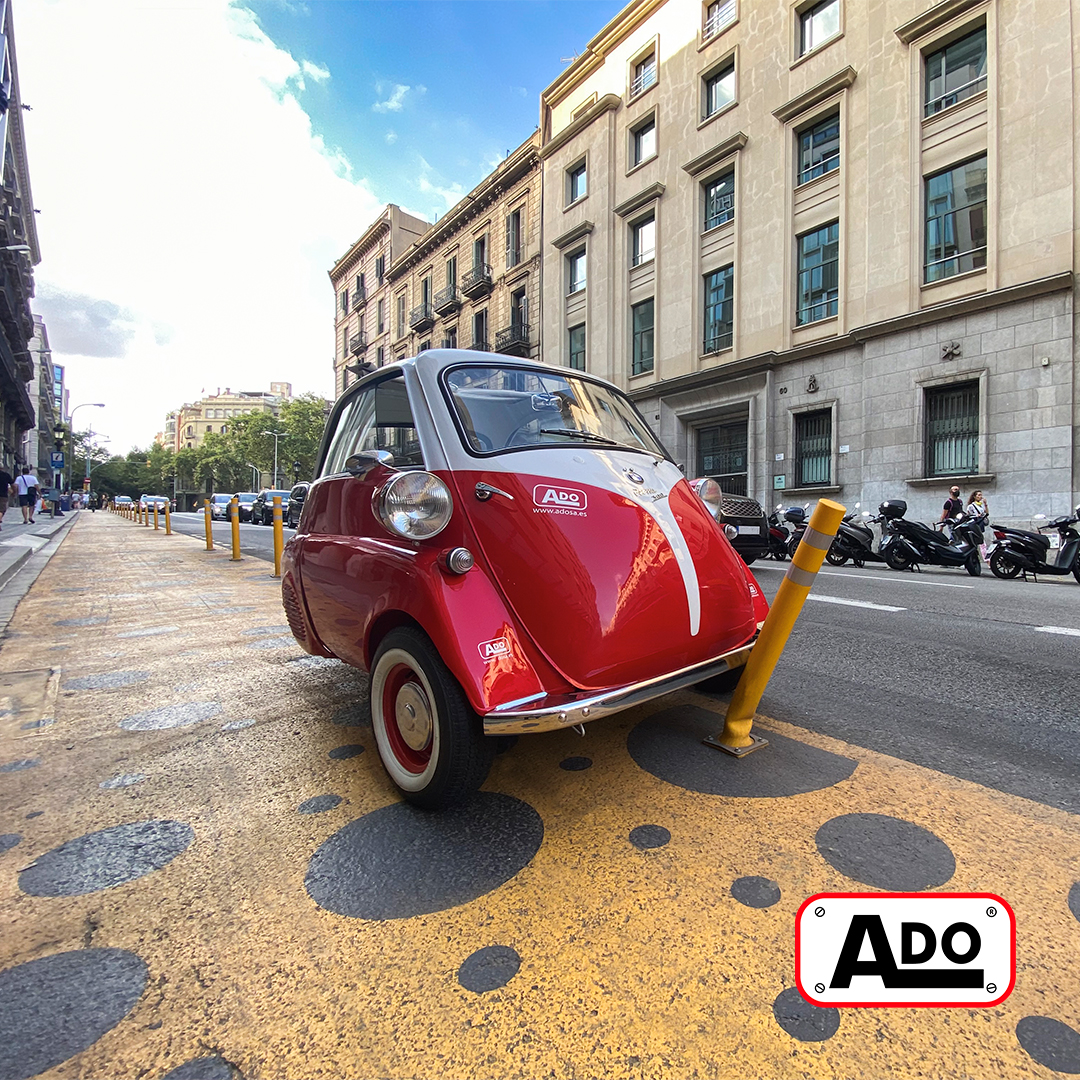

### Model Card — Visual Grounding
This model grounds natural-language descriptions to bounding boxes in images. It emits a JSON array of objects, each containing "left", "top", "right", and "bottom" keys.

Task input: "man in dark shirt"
[
  {"left": 939, "top": 485, "right": 963, "bottom": 523},
  {"left": 0, "top": 465, "right": 13, "bottom": 530}
]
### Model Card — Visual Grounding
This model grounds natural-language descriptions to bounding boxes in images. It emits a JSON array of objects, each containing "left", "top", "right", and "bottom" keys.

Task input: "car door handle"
[{"left": 475, "top": 482, "right": 514, "bottom": 502}]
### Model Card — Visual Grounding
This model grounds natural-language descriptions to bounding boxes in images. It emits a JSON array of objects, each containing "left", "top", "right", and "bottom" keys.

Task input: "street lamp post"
[
  {"left": 245, "top": 462, "right": 262, "bottom": 491},
  {"left": 262, "top": 431, "right": 287, "bottom": 489},
  {"left": 64, "top": 402, "right": 105, "bottom": 514}
]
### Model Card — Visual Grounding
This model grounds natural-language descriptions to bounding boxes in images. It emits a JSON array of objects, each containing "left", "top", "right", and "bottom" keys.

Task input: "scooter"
[
  {"left": 783, "top": 504, "right": 810, "bottom": 557},
  {"left": 877, "top": 499, "right": 984, "bottom": 576},
  {"left": 767, "top": 506, "right": 790, "bottom": 561},
  {"left": 987, "top": 506, "right": 1080, "bottom": 582},
  {"left": 826, "top": 503, "right": 889, "bottom": 567}
]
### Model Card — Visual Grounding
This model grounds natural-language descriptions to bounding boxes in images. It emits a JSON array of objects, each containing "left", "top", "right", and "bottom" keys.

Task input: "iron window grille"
[
  {"left": 631, "top": 54, "right": 657, "bottom": 97},
  {"left": 704, "top": 62, "right": 735, "bottom": 119},
  {"left": 632, "top": 298, "right": 655, "bottom": 375},
  {"left": 925, "top": 381, "right": 978, "bottom": 476},
  {"left": 925, "top": 27, "right": 987, "bottom": 116},
  {"left": 799, "top": 0, "right": 839, "bottom": 56},
  {"left": 798, "top": 113, "right": 840, "bottom": 185},
  {"left": 925, "top": 156, "right": 987, "bottom": 283},
  {"left": 568, "top": 324, "right": 586, "bottom": 370},
  {"left": 632, "top": 217, "right": 655, "bottom": 267},
  {"left": 703, "top": 265, "right": 734, "bottom": 353},
  {"left": 795, "top": 409, "right": 832, "bottom": 486},
  {"left": 704, "top": 171, "right": 735, "bottom": 230},
  {"left": 797, "top": 221, "right": 840, "bottom": 325},
  {"left": 704, "top": 0, "right": 737, "bottom": 38},
  {"left": 696, "top": 421, "right": 748, "bottom": 495}
]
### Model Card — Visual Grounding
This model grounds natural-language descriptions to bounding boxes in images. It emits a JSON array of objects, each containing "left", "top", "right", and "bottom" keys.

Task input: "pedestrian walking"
[
  {"left": 15, "top": 466, "right": 40, "bottom": 524},
  {"left": 939, "top": 485, "right": 964, "bottom": 523},
  {"left": 0, "top": 463, "right": 13, "bottom": 531},
  {"left": 966, "top": 489, "right": 990, "bottom": 559}
]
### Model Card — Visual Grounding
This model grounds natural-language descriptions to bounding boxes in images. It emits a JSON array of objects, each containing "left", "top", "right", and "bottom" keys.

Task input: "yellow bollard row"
[
  {"left": 706, "top": 497, "right": 847, "bottom": 757},
  {"left": 230, "top": 496, "right": 241, "bottom": 561},
  {"left": 272, "top": 495, "right": 283, "bottom": 578}
]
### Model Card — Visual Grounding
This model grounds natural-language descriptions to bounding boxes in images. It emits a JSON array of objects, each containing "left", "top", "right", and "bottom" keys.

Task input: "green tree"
[
  {"left": 280, "top": 393, "right": 330, "bottom": 482},
  {"left": 194, "top": 432, "right": 247, "bottom": 493}
]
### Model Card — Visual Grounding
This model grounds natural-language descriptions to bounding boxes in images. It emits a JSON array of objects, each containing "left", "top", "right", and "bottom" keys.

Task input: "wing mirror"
[{"left": 345, "top": 449, "right": 395, "bottom": 479}]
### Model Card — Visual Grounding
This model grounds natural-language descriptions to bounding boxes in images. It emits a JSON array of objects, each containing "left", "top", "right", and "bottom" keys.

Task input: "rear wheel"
[
  {"left": 965, "top": 550, "right": 982, "bottom": 577},
  {"left": 884, "top": 544, "right": 914, "bottom": 571},
  {"left": 825, "top": 546, "right": 848, "bottom": 566},
  {"left": 989, "top": 547, "right": 1021, "bottom": 579},
  {"left": 370, "top": 627, "right": 495, "bottom": 810}
]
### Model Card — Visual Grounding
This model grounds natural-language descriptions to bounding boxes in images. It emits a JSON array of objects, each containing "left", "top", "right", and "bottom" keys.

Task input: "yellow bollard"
[
  {"left": 164, "top": 502, "right": 172, "bottom": 535},
  {"left": 153, "top": 503, "right": 160, "bottom": 530},
  {"left": 144, "top": 501, "right": 150, "bottom": 527},
  {"left": 272, "top": 495, "right": 283, "bottom": 578},
  {"left": 706, "top": 497, "right": 847, "bottom": 757},
  {"left": 230, "top": 496, "right": 241, "bottom": 561},
  {"left": 203, "top": 499, "right": 213, "bottom": 550}
]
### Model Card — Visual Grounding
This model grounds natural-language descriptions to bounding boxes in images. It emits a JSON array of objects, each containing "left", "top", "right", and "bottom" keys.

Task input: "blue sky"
[{"left": 17, "top": 0, "right": 624, "bottom": 453}]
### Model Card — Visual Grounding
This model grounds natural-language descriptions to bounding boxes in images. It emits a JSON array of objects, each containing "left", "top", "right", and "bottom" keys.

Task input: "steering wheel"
[{"left": 469, "top": 432, "right": 494, "bottom": 452}]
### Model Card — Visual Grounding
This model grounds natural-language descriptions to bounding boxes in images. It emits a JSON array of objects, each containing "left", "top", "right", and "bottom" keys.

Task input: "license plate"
[{"left": 736, "top": 526, "right": 759, "bottom": 536}]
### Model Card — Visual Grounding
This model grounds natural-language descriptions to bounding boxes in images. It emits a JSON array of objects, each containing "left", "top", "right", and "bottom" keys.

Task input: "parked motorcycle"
[
  {"left": 987, "top": 506, "right": 1080, "bottom": 582},
  {"left": 767, "top": 506, "right": 791, "bottom": 561},
  {"left": 783, "top": 504, "right": 810, "bottom": 557},
  {"left": 826, "top": 503, "right": 889, "bottom": 568},
  {"left": 877, "top": 499, "right": 984, "bottom": 576}
]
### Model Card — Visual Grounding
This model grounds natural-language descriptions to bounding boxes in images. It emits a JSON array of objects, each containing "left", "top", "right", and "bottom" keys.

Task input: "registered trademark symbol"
[
  {"left": 814, "top": 983, "right": 826, "bottom": 994},
  {"left": 814, "top": 906, "right": 825, "bottom": 917},
  {"left": 986, "top": 983, "right": 997, "bottom": 994},
  {"left": 986, "top": 906, "right": 997, "bottom": 917}
]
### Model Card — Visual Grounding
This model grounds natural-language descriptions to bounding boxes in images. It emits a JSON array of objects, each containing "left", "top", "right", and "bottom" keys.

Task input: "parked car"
[
  {"left": 282, "top": 350, "right": 768, "bottom": 809},
  {"left": 140, "top": 494, "right": 171, "bottom": 514},
  {"left": 209, "top": 493, "right": 235, "bottom": 520},
  {"left": 114, "top": 495, "right": 133, "bottom": 507},
  {"left": 285, "top": 482, "right": 309, "bottom": 529},
  {"left": 687, "top": 482, "right": 770, "bottom": 565},
  {"left": 231, "top": 492, "right": 258, "bottom": 522},
  {"left": 251, "top": 489, "right": 292, "bottom": 525}
]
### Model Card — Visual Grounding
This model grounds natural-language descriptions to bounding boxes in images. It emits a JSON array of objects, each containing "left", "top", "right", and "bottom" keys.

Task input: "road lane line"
[
  {"left": 1033, "top": 625, "right": 1080, "bottom": 638},
  {"left": 807, "top": 595, "right": 906, "bottom": 612},
  {"left": 816, "top": 570, "right": 975, "bottom": 589}
]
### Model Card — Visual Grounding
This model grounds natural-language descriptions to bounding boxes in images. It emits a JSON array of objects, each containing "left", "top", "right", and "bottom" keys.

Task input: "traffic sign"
[{"left": 50, "top": 451, "right": 64, "bottom": 470}]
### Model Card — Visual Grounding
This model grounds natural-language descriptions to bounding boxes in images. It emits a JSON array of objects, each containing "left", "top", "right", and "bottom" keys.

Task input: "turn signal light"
[{"left": 439, "top": 547, "right": 474, "bottom": 574}]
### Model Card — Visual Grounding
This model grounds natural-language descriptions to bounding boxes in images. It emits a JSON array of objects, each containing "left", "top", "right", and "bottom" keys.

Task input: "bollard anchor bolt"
[{"left": 702, "top": 732, "right": 770, "bottom": 757}]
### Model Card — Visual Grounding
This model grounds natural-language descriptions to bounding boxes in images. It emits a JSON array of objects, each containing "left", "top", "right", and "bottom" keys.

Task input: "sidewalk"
[
  {"left": 0, "top": 513, "right": 1079, "bottom": 1080},
  {"left": 0, "top": 505, "right": 80, "bottom": 589}
]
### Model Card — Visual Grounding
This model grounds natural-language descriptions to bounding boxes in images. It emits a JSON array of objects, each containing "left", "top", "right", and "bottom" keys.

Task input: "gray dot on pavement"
[
  {"left": 629, "top": 824, "right": 670, "bottom": 849},
  {"left": 1068, "top": 881, "right": 1080, "bottom": 924},
  {"left": 25, "top": 811, "right": 42, "bottom": 820},
  {"left": 289, "top": 655, "right": 339, "bottom": 669},
  {"left": 1016, "top": 1016, "right": 1080, "bottom": 1073},
  {"left": 305, "top": 793, "right": 543, "bottom": 919},
  {"left": 328, "top": 744, "right": 364, "bottom": 760},
  {"left": 0, "top": 948, "right": 148, "bottom": 1080},
  {"left": 215, "top": 607, "right": 254, "bottom": 615},
  {"left": 242, "top": 625, "right": 291, "bottom": 637},
  {"left": 116, "top": 626, "right": 179, "bottom": 639},
  {"left": 627, "top": 706, "right": 857, "bottom": 796},
  {"left": 54, "top": 616, "right": 108, "bottom": 627},
  {"left": 99, "top": 774, "right": 146, "bottom": 789},
  {"left": 298, "top": 794, "right": 343, "bottom": 815},
  {"left": 20, "top": 718, "right": 54, "bottom": 730},
  {"left": 120, "top": 701, "right": 222, "bottom": 731},
  {"left": 246, "top": 636, "right": 295, "bottom": 650},
  {"left": 772, "top": 986, "right": 840, "bottom": 1041},
  {"left": 19, "top": 820, "right": 194, "bottom": 896},
  {"left": 815, "top": 814, "right": 955, "bottom": 891},
  {"left": 457, "top": 945, "right": 521, "bottom": 993},
  {"left": 559, "top": 756, "right": 592, "bottom": 771},
  {"left": 160, "top": 1055, "right": 238, "bottom": 1080},
  {"left": 731, "top": 876, "right": 782, "bottom": 908},
  {"left": 0, "top": 834, "right": 22, "bottom": 854},
  {"left": 221, "top": 719, "right": 256, "bottom": 732},
  {"left": 0, "top": 758, "right": 40, "bottom": 773},
  {"left": 63, "top": 671, "right": 150, "bottom": 691}
]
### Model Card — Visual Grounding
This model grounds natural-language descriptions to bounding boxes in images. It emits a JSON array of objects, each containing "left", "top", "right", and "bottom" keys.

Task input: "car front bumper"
[{"left": 480, "top": 635, "right": 757, "bottom": 736}]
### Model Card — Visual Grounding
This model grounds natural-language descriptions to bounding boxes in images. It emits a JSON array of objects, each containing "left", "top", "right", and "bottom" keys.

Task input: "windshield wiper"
[{"left": 538, "top": 428, "right": 619, "bottom": 445}]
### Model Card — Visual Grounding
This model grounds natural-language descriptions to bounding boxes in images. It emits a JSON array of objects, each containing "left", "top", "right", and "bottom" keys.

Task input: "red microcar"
[{"left": 282, "top": 350, "right": 768, "bottom": 808}]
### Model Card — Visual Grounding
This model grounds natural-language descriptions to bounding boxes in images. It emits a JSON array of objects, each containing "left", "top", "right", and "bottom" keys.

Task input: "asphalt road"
[{"left": 170, "top": 511, "right": 1080, "bottom": 815}]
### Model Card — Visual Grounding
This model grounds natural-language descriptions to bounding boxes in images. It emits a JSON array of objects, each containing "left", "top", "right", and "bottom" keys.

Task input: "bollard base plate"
[{"left": 702, "top": 732, "right": 769, "bottom": 758}]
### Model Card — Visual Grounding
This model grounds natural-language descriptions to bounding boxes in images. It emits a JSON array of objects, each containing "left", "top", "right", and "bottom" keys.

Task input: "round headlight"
[
  {"left": 376, "top": 472, "right": 453, "bottom": 539},
  {"left": 689, "top": 477, "right": 722, "bottom": 520}
]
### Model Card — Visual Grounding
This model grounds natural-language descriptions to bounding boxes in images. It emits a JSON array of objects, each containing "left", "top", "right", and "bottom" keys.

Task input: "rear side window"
[{"left": 321, "top": 376, "right": 424, "bottom": 476}]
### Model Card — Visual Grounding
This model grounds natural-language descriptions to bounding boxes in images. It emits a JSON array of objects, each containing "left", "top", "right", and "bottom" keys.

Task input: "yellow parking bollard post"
[
  {"left": 272, "top": 495, "right": 283, "bottom": 578},
  {"left": 203, "top": 499, "right": 214, "bottom": 551},
  {"left": 164, "top": 502, "right": 172, "bottom": 535},
  {"left": 230, "top": 496, "right": 241, "bottom": 561},
  {"left": 706, "top": 497, "right": 847, "bottom": 757},
  {"left": 153, "top": 503, "right": 160, "bottom": 530},
  {"left": 144, "top": 501, "right": 150, "bottom": 527}
]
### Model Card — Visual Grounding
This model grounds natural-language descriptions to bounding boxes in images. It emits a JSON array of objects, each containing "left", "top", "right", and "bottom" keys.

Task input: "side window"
[
  {"left": 321, "top": 377, "right": 425, "bottom": 477},
  {"left": 322, "top": 388, "right": 376, "bottom": 476}
]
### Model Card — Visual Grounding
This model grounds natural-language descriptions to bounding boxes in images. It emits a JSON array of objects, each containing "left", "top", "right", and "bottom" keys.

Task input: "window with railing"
[
  {"left": 798, "top": 113, "right": 840, "bottom": 184},
  {"left": 568, "top": 324, "right": 585, "bottom": 371},
  {"left": 704, "top": 170, "right": 735, "bottom": 230},
  {"left": 704, "top": 0, "right": 736, "bottom": 39},
  {"left": 472, "top": 309, "right": 489, "bottom": 351},
  {"left": 632, "top": 117, "right": 656, "bottom": 167},
  {"left": 631, "top": 298, "right": 654, "bottom": 376},
  {"left": 632, "top": 216, "right": 655, "bottom": 267},
  {"left": 568, "top": 249, "right": 586, "bottom": 294},
  {"left": 703, "top": 265, "right": 733, "bottom": 353},
  {"left": 795, "top": 409, "right": 832, "bottom": 486},
  {"left": 797, "top": 221, "right": 839, "bottom": 325},
  {"left": 925, "top": 26, "right": 986, "bottom": 116},
  {"left": 925, "top": 381, "right": 978, "bottom": 476},
  {"left": 631, "top": 53, "right": 656, "bottom": 97},
  {"left": 799, "top": 0, "right": 839, "bottom": 56},
  {"left": 925, "top": 156, "right": 987, "bottom": 283},
  {"left": 704, "top": 61, "right": 735, "bottom": 119}
]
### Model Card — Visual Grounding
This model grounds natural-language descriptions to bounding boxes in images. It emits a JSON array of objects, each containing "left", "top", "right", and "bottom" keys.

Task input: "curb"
[{"left": 0, "top": 546, "right": 31, "bottom": 589}]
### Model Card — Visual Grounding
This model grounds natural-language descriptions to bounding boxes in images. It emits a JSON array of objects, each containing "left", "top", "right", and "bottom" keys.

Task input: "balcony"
[
  {"left": 349, "top": 330, "right": 368, "bottom": 355},
  {"left": 351, "top": 286, "right": 367, "bottom": 311},
  {"left": 433, "top": 285, "right": 461, "bottom": 316},
  {"left": 704, "top": 0, "right": 736, "bottom": 38},
  {"left": 461, "top": 263, "right": 493, "bottom": 300},
  {"left": 469, "top": 338, "right": 490, "bottom": 352},
  {"left": 494, "top": 323, "right": 531, "bottom": 357},
  {"left": 409, "top": 302, "right": 435, "bottom": 333}
]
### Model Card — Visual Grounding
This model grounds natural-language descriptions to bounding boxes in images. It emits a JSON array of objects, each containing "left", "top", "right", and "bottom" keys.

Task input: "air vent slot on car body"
[{"left": 281, "top": 577, "right": 307, "bottom": 643}]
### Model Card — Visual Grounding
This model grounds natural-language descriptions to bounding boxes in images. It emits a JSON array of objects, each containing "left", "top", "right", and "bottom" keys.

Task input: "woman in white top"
[
  {"left": 14, "top": 467, "right": 39, "bottom": 523},
  {"left": 966, "top": 489, "right": 989, "bottom": 559}
]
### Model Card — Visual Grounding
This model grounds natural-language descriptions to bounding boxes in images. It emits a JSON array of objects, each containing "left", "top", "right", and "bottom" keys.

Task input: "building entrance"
[{"left": 696, "top": 419, "right": 748, "bottom": 495}]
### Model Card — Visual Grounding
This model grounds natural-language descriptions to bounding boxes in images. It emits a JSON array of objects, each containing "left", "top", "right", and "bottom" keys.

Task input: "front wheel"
[
  {"left": 695, "top": 664, "right": 744, "bottom": 694},
  {"left": 989, "top": 547, "right": 1021, "bottom": 579},
  {"left": 884, "top": 544, "right": 914, "bottom": 571},
  {"left": 965, "top": 550, "right": 982, "bottom": 577},
  {"left": 825, "top": 546, "right": 848, "bottom": 567},
  {"left": 370, "top": 627, "right": 495, "bottom": 809}
]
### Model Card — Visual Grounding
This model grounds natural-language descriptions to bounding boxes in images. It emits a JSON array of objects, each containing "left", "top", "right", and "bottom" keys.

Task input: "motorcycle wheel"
[
  {"left": 786, "top": 537, "right": 800, "bottom": 558},
  {"left": 825, "top": 546, "right": 848, "bottom": 566},
  {"left": 770, "top": 546, "right": 788, "bottom": 561},
  {"left": 989, "top": 547, "right": 1021, "bottom": 580},
  {"left": 965, "top": 551, "right": 982, "bottom": 577},
  {"left": 884, "top": 545, "right": 913, "bottom": 571}
]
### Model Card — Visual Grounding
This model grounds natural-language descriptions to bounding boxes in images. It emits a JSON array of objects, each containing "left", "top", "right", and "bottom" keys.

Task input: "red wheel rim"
[{"left": 381, "top": 662, "right": 433, "bottom": 774}]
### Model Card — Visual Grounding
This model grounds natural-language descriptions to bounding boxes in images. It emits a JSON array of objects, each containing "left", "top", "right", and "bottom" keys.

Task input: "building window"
[
  {"left": 396, "top": 295, "right": 406, "bottom": 338},
  {"left": 340, "top": 289, "right": 349, "bottom": 313},
  {"left": 355, "top": 272, "right": 365, "bottom": 297},
  {"left": 631, "top": 298, "right": 654, "bottom": 376},
  {"left": 506, "top": 209, "right": 522, "bottom": 269},
  {"left": 473, "top": 234, "right": 487, "bottom": 269},
  {"left": 443, "top": 326, "right": 457, "bottom": 349},
  {"left": 420, "top": 340, "right": 431, "bottom": 352},
  {"left": 343, "top": 327, "right": 349, "bottom": 356},
  {"left": 925, "top": 156, "right": 987, "bottom": 283},
  {"left": 631, "top": 52, "right": 656, "bottom": 97},
  {"left": 704, "top": 61, "right": 735, "bottom": 119},
  {"left": 697, "top": 421, "right": 747, "bottom": 494},
  {"left": 799, "top": 0, "right": 839, "bottom": 56},
  {"left": 797, "top": 221, "right": 839, "bottom": 325},
  {"left": 795, "top": 410, "right": 832, "bottom": 486},
  {"left": 377, "top": 298, "right": 385, "bottom": 334},
  {"left": 375, "top": 255, "right": 385, "bottom": 285},
  {"left": 925, "top": 381, "right": 978, "bottom": 476},
  {"left": 631, "top": 117, "right": 656, "bottom": 167},
  {"left": 797, "top": 112, "right": 840, "bottom": 184},
  {"left": 376, "top": 346, "right": 385, "bottom": 366},
  {"left": 632, "top": 216, "right": 655, "bottom": 267},
  {"left": 568, "top": 249, "right": 586, "bottom": 294},
  {"left": 925, "top": 26, "right": 986, "bottom": 116},
  {"left": 568, "top": 162, "right": 587, "bottom": 204},
  {"left": 568, "top": 324, "right": 586, "bottom": 370},
  {"left": 472, "top": 309, "right": 488, "bottom": 350},
  {"left": 704, "top": 0, "right": 737, "bottom": 39},
  {"left": 186, "top": 426, "right": 193, "bottom": 437},
  {"left": 446, "top": 256, "right": 457, "bottom": 289},
  {"left": 704, "top": 170, "right": 735, "bottom": 230},
  {"left": 703, "top": 265, "right": 734, "bottom": 353}
]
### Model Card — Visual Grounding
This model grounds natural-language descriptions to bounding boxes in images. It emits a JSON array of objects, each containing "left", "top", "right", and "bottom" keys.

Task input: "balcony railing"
[
  {"left": 461, "top": 263, "right": 493, "bottom": 299},
  {"left": 494, "top": 323, "right": 531, "bottom": 357},
  {"left": 433, "top": 285, "right": 461, "bottom": 316},
  {"left": 704, "top": 0, "right": 736, "bottom": 39},
  {"left": 351, "top": 286, "right": 367, "bottom": 311},
  {"left": 349, "top": 330, "right": 368, "bottom": 355},
  {"left": 409, "top": 302, "right": 435, "bottom": 332},
  {"left": 469, "top": 338, "right": 490, "bottom": 352},
  {"left": 630, "top": 63, "right": 656, "bottom": 98}
]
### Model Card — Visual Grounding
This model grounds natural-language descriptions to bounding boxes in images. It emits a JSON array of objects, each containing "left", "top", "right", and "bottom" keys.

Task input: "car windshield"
[
  {"left": 443, "top": 365, "right": 668, "bottom": 458},
  {"left": 266, "top": 490, "right": 290, "bottom": 500},
  {"left": 212, "top": 495, "right": 232, "bottom": 505},
  {"left": 237, "top": 494, "right": 256, "bottom": 504}
]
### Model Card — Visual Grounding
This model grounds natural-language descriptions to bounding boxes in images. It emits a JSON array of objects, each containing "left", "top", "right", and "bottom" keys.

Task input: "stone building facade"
[
  {"left": 21, "top": 314, "right": 54, "bottom": 480},
  {"left": 538, "top": 0, "right": 1079, "bottom": 522},
  {"left": 171, "top": 383, "right": 293, "bottom": 451}
]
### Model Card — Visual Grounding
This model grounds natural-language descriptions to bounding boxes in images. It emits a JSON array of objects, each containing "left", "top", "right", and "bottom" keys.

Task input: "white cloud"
[
  {"left": 17, "top": 0, "right": 380, "bottom": 452},
  {"left": 301, "top": 59, "right": 330, "bottom": 83},
  {"left": 416, "top": 156, "right": 464, "bottom": 211},
  {"left": 385, "top": 130, "right": 398, "bottom": 145},
  {"left": 372, "top": 83, "right": 410, "bottom": 113}
]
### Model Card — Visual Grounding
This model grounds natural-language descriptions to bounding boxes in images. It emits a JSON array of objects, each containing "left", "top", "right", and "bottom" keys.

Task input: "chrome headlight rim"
[
  {"left": 689, "top": 477, "right": 723, "bottom": 521},
  {"left": 375, "top": 471, "right": 454, "bottom": 540}
]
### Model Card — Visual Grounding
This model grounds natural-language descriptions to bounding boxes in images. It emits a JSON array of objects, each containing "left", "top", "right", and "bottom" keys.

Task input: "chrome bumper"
[{"left": 481, "top": 639, "right": 755, "bottom": 736}]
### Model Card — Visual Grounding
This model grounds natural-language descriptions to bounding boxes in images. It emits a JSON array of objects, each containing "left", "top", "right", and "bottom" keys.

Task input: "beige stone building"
[
  {"left": 539, "top": 0, "right": 1079, "bottom": 521},
  {"left": 171, "top": 382, "right": 293, "bottom": 451},
  {"left": 329, "top": 204, "right": 430, "bottom": 398},
  {"left": 386, "top": 134, "right": 542, "bottom": 365}
]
